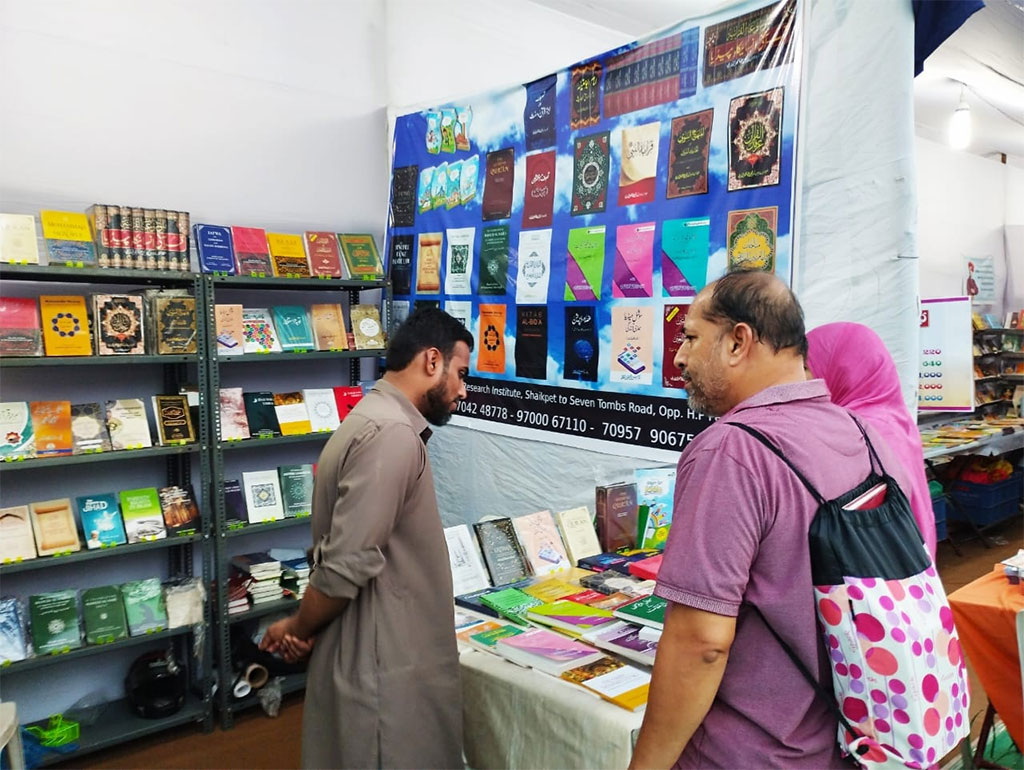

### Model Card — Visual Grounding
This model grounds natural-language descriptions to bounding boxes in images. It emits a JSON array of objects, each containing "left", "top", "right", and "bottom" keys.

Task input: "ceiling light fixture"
[{"left": 948, "top": 85, "right": 971, "bottom": 150}]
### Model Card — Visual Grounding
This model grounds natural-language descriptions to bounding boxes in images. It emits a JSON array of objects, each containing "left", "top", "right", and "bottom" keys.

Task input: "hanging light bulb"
[{"left": 948, "top": 85, "right": 971, "bottom": 150}]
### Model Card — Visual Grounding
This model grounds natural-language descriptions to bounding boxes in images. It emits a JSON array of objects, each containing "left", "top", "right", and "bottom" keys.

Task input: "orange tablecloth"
[{"left": 948, "top": 567, "right": 1024, "bottom": 751}]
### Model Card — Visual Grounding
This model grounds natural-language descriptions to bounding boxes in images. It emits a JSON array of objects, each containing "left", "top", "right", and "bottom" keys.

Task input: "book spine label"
[
  {"left": 143, "top": 208, "right": 158, "bottom": 269},
  {"left": 176, "top": 211, "right": 190, "bottom": 270},
  {"left": 89, "top": 204, "right": 111, "bottom": 268},
  {"left": 120, "top": 205, "right": 134, "bottom": 268},
  {"left": 106, "top": 205, "right": 124, "bottom": 268},
  {"left": 154, "top": 208, "right": 168, "bottom": 269},
  {"left": 131, "top": 208, "right": 145, "bottom": 270}
]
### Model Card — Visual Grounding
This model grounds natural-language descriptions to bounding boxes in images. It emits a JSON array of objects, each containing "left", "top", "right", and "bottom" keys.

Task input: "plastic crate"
[
  {"left": 931, "top": 495, "right": 948, "bottom": 542},
  {"left": 949, "top": 472, "right": 1023, "bottom": 526}
]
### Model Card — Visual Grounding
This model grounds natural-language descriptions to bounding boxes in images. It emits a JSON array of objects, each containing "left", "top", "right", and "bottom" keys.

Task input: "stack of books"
[
  {"left": 227, "top": 572, "right": 253, "bottom": 615},
  {"left": 231, "top": 552, "right": 284, "bottom": 605},
  {"left": 282, "top": 556, "right": 311, "bottom": 599}
]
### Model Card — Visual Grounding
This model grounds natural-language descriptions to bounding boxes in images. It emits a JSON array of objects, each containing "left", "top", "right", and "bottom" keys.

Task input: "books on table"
[
  {"left": 612, "top": 595, "right": 667, "bottom": 630},
  {"left": 526, "top": 600, "right": 617, "bottom": 636},
  {"left": 512, "top": 509, "right": 571, "bottom": 576},
  {"left": 479, "top": 587, "right": 542, "bottom": 626},
  {"left": 561, "top": 656, "right": 651, "bottom": 711},
  {"left": 584, "top": 620, "right": 658, "bottom": 667},
  {"left": 464, "top": 623, "right": 523, "bottom": 654},
  {"left": 494, "top": 627, "right": 605, "bottom": 676},
  {"left": 521, "top": 578, "right": 578, "bottom": 603},
  {"left": 556, "top": 506, "right": 602, "bottom": 565},
  {"left": 443, "top": 524, "right": 491, "bottom": 596},
  {"left": 473, "top": 518, "right": 532, "bottom": 586}
]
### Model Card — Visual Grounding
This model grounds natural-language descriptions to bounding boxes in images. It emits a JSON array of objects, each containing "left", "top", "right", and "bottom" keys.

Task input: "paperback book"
[
  {"left": 267, "top": 232, "right": 311, "bottom": 277},
  {"left": 512, "top": 510, "right": 571, "bottom": 576},
  {"left": 219, "top": 387, "right": 251, "bottom": 441},
  {"left": 39, "top": 295, "right": 92, "bottom": 356},
  {"left": 0, "top": 296, "right": 43, "bottom": 356},
  {"left": 310, "top": 304, "right": 348, "bottom": 350},
  {"left": 304, "top": 231, "right": 343, "bottom": 278},
  {"left": 153, "top": 296, "right": 197, "bottom": 354},
  {"left": 494, "top": 627, "right": 605, "bottom": 676},
  {"left": 585, "top": 620, "right": 658, "bottom": 667},
  {"left": 152, "top": 395, "right": 196, "bottom": 444},
  {"left": 243, "top": 392, "right": 281, "bottom": 438},
  {"left": 40, "top": 210, "right": 96, "bottom": 265},
  {"left": 82, "top": 585, "right": 128, "bottom": 644},
  {"left": 0, "top": 505, "right": 37, "bottom": 561},
  {"left": 30, "top": 400, "right": 73, "bottom": 456},
  {"left": 337, "top": 234, "right": 384, "bottom": 279},
  {"left": 473, "top": 518, "right": 532, "bottom": 586},
  {"left": 29, "top": 590, "right": 82, "bottom": 653},
  {"left": 71, "top": 402, "right": 112, "bottom": 454},
  {"left": 278, "top": 464, "right": 315, "bottom": 518},
  {"left": 302, "top": 388, "right": 340, "bottom": 432},
  {"left": 526, "top": 600, "right": 617, "bottom": 635},
  {"left": 231, "top": 226, "right": 273, "bottom": 275},
  {"left": 479, "top": 587, "right": 542, "bottom": 625},
  {"left": 121, "top": 578, "right": 168, "bottom": 635},
  {"left": 93, "top": 294, "right": 145, "bottom": 355},
  {"left": 272, "top": 306, "right": 315, "bottom": 350},
  {"left": 193, "top": 224, "right": 236, "bottom": 274},
  {"left": 561, "top": 656, "right": 650, "bottom": 711},
  {"left": 242, "top": 308, "right": 282, "bottom": 353},
  {"left": 242, "top": 470, "right": 285, "bottom": 522},
  {"left": 105, "top": 398, "right": 153, "bottom": 450},
  {"left": 0, "top": 213, "right": 40, "bottom": 264},
  {"left": 613, "top": 595, "right": 667, "bottom": 630},
  {"left": 215, "top": 304, "right": 245, "bottom": 356},
  {"left": 555, "top": 506, "right": 602, "bottom": 565},
  {"left": 119, "top": 487, "right": 167, "bottom": 542},
  {"left": 443, "top": 524, "right": 491, "bottom": 596},
  {"left": 76, "top": 493, "right": 127, "bottom": 549},
  {"left": 29, "top": 498, "right": 80, "bottom": 555},
  {"left": 158, "top": 485, "right": 200, "bottom": 536},
  {"left": 0, "top": 401, "right": 35, "bottom": 459},
  {"left": 350, "top": 305, "right": 385, "bottom": 349},
  {"left": 273, "top": 392, "right": 312, "bottom": 435},
  {"left": 0, "top": 598, "right": 28, "bottom": 663}
]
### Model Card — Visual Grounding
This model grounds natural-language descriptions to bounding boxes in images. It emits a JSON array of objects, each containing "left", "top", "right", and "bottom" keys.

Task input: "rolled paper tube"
[
  {"left": 245, "top": 662, "right": 269, "bottom": 690},
  {"left": 232, "top": 671, "right": 252, "bottom": 699}
]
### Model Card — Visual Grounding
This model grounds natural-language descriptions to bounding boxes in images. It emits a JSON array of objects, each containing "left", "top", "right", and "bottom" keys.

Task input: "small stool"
[{"left": 0, "top": 702, "right": 25, "bottom": 770}]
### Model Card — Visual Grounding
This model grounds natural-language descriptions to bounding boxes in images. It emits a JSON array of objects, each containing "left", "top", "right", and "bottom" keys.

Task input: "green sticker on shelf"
[
  {"left": 328, "top": 348, "right": 344, "bottom": 353},
  {"left": 296, "top": 511, "right": 311, "bottom": 518},
  {"left": 317, "top": 274, "right": 330, "bottom": 280},
  {"left": 1, "top": 659, "right": 10, "bottom": 667},
  {"left": 293, "top": 349, "right": 309, "bottom": 354},
  {"left": 256, "top": 272, "right": 266, "bottom": 278},
  {"left": 228, "top": 522, "right": 245, "bottom": 530}
]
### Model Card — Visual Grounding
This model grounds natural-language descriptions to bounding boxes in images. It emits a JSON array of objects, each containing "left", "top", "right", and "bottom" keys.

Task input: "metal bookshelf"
[
  {"left": 0, "top": 264, "right": 216, "bottom": 757},
  {"left": 205, "top": 273, "right": 390, "bottom": 727}
]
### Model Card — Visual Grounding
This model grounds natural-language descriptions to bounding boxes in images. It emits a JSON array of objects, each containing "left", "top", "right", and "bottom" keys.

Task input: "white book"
[
  {"left": 555, "top": 506, "right": 601, "bottom": 565},
  {"left": 218, "top": 387, "right": 250, "bottom": 441},
  {"left": 241, "top": 307, "right": 282, "bottom": 354},
  {"left": 512, "top": 509, "right": 571, "bottom": 577},
  {"left": 242, "top": 470, "right": 284, "bottom": 523},
  {"left": 443, "top": 524, "right": 491, "bottom": 596},
  {"left": 0, "top": 402, "right": 35, "bottom": 459},
  {"left": 302, "top": 388, "right": 341, "bottom": 432},
  {"left": 0, "top": 505, "right": 38, "bottom": 561},
  {"left": 105, "top": 398, "right": 153, "bottom": 450}
]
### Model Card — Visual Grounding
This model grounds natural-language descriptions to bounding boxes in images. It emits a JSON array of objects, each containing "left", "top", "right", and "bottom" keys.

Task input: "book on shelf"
[
  {"left": 302, "top": 388, "right": 341, "bottom": 432},
  {"left": 152, "top": 394, "right": 196, "bottom": 445},
  {"left": 479, "top": 587, "right": 542, "bottom": 625},
  {"left": 584, "top": 620, "right": 658, "bottom": 667},
  {"left": 119, "top": 487, "right": 167, "bottom": 543},
  {"left": 223, "top": 478, "right": 249, "bottom": 524},
  {"left": 86, "top": 204, "right": 109, "bottom": 265},
  {"left": 158, "top": 485, "right": 200, "bottom": 536},
  {"left": 231, "top": 226, "right": 273, "bottom": 276},
  {"left": 333, "top": 386, "right": 364, "bottom": 420},
  {"left": 311, "top": 304, "right": 348, "bottom": 350},
  {"left": 526, "top": 600, "right": 617, "bottom": 635},
  {"left": 121, "top": 578, "right": 168, "bottom": 635},
  {"left": 219, "top": 388, "right": 251, "bottom": 441},
  {"left": 0, "top": 505, "right": 38, "bottom": 561},
  {"left": 0, "top": 213, "right": 40, "bottom": 264},
  {"left": 278, "top": 464, "right": 315, "bottom": 518},
  {"left": 242, "top": 470, "right": 285, "bottom": 522},
  {"left": 473, "top": 518, "right": 532, "bottom": 586},
  {"left": 0, "top": 597, "right": 28, "bottom": 663},
  {"left": 39, "top": 295, "right": 92, "bottom": 356},
  {"left": 521, "top": 577, "right": 579, "bottom": 603},
  {"left": 242, "top": 307, "right": 282, "bottom": 353},
  {"left": 194, "top": 224, "right": 235, "bottom": 274},
  {"left": 555, "top": 506, "right": 602, "bottom": 566},
  {"left": 130, "top": 208, "right": 146, "bottom": 269},
  {"left": 152, "top": 295, "right": 197, "bottom": 354},
  {"left": 494, "top": 627, "right": 605, "bottom": 676},
  {"left": 105, "top": 398, "right": 153, "bottom": 449},
  {"left": 76, "top": 493, "right": 127, "bottom": 549},
  {"left": 71, "top": 402, "right": 113, "bottom": 454},
  {"left": 30, "top": 400, "right": 73, "bottom": 456},
  {"left": 273, "top": 392, "right": 312, "bottom": 435},
  {"left": 465, "top": 623, "right": 524, "bottom": 654},
  {"left": 0, "top": 401, "right": 35, "bottom": 459},
  {"left": 272, "top": 306, "right": 315, "bottom": 350},
  {"left": 350, "top": 304, "right": 386, "bottom": 349},
  {"left": 595, "top": 482, "right": 638, "bottom": 552},
  {"left": 337, "top": 234, "right": 385, "bottom": 280},
  {"left": 561, "top": 656, "right": 650, "bottom": 711},
  {"left": 635, "top": 467, "right": 675, "bottom": 549},
  {"left": 0, "top": 296, "right": 43, "bottom": 356},
  {"left": 267, "top": 232, "right": 312, "bottom": 277},
  {"left": 40, "top": 210, "right": 96, "bottom": 265},
  {"left": 118, "top": 205, "right": 136, "bottom": 268},
  {"left": 304, "top": 231, "right": 343, "bottom": 278},
  {"left": 243, "top": 391, "right": 281, "bottom": 438},
  {"left": 443, "top": 524, "right": 492, "bottom": 596},
  {"left": 612, "top": 595, "right": 667, "bottom": 630},
  {"left": 512, "top": 509, "right": 571, "bottom": 576},
  {"left": 93, "top": 294, "right": 145, "bottom": 355},
  {"left": 82, "top": 585, "right": 129, "bottom": 644},
  {"left": 231, "top": 552, "right": 282, "bottom": 579},
  {"left": 29, "top": 589, "right": 82, "bottom": 653},
  {"left": 213, "top": 304, "right": 244, "bottom": 357}
]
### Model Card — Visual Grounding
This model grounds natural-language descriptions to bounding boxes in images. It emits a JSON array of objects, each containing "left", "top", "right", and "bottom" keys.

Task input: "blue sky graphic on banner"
[{"left": 385, "top": 0, "right": 802, "bottom": 460}]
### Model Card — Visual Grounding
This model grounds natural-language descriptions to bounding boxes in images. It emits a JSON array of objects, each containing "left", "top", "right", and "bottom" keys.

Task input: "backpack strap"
[
  {"left": 847, "top": 413, "right": 888, "bottom": 478},
  {"left": 726, "top": 423, "right": 828, "bottom": 506}
]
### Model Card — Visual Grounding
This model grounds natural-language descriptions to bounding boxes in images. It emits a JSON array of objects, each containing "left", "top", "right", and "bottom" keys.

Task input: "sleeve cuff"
[
  {"left": 309, "top": 537, "right": 387, "bottom": 600},
  {"left": 654, "top": 583, "right": 740, "bottom": 618}
]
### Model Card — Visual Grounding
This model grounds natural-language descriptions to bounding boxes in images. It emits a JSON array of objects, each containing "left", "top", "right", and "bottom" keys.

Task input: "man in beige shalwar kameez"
[{"left": 262, "top": 308, "right": 474, "bottom": 769}]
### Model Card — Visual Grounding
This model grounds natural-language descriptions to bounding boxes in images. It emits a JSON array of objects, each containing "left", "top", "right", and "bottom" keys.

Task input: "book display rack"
[{"left": 973, "top": 327, "right": 1024, "bottom": 415}]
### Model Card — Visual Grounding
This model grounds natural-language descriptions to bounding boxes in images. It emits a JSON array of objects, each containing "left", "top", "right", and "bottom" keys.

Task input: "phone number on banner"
[{"left": 458, "top": 377, "right": 715, "bottom": 452}]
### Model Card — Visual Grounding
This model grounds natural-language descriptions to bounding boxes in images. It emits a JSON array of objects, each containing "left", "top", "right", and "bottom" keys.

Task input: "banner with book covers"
[{"left": 384, "top": 0, "right": 802, "bottom": 459}]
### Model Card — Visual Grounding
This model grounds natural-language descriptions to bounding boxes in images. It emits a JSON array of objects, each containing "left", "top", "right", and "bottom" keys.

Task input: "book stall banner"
[
  {"left": 385, "top": 0, "right": 803, "bottom": 461},
  {"left": 919, "top": 297, "right": 975, "bottom": 413}
]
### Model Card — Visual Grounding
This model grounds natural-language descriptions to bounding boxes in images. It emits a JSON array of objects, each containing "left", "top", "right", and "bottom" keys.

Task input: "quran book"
[
  {"left": 302, "top": 388, "right": 340, "bottom": 432},
  {"left": 595, "top": 482, "right": 638, "bottom": 551},
  {"left": 39, "top": 295, "right": 92, "bottom": 356},
  {"left": 154, "top": 296, "right": 197, "bottom": 354},
  {"left": 494, "top": 627, "right": 605, "bottom": 676},
  {"left": 40, "top": 210, "right": 96, "bottom": 265},
  {"left": 121, "top": 578, "right": 168, "bottom": 635},
  {"left": 479, "top": 587, "right": 542, "bottom": 626},
  {"left": 351, "top": 304, "right": 385, "bottom": 349},
  {"left": 562, "top": 657, "right": 650, "bottom": 711},
  {"left": 30, "top": 590, "right": 83, "bottom": 653},
  {"left": 0, "top": 505, "right": 38, "bottom": 561},
  {"left": 612, "top": 595, "right": 667, "bottom": 630},
  {"left": 278, "top": 464, "right": 315, "bottom": 518},
  {"left": 243, "top": 392, "right": 281, "bottom": 438},
  {"left": 93, "top": 294, "right": 145, "bottom": 355},
  {"left": 338, "top": 233, "right": 385, "bottom": 279},
  {"left": 0, "top": 213, "right": 40, "bottom": 264},
  {"left": 473, "top": 518, "right": 532, "bottom": 586},
  {"left": 30, "top": 400, "right": 73, "bottom": 456},
  {"left": 512, "top": 510, "right": 571, "bottom": 577},
  {"left": 219, "top": 387, "right": 251, "bottom": 441},
  {"left": 556, "top": 506, "right": 602, "bottom": 565},
  {"left": 521, "top": 578, "right": 578, "bottom": 603},
  {"left": 443, "top": 524, "right": 492, "bottom": 596},
  {"left": 242, "top": 307, "right": 282, "bottom": 353},
  {"left": 119, "top": 487, "right": 167, "bottom": 542},
  {"left": 271, "top": 306, "right": 315, "bottom": 350},
  {"left": 215, "top": 304, "right": 245, "bottom": 356},
  {"left": 29, "top": 498, "right": 80, "bottom": 555},
  {"left": 267, "top": 232, "right": 311, "bottom": 277},
  {"left": 0, "top": 597, "right": 28, "bottom": 663},
  {"left": 333, "top": 386, "right": 364, "bottom": 420},
  {"left": 310, "top": 304, "right": 348, "bottom": 350},
  {"left": 273, "top": 392, "right": 312, "bottom": 435},
  {"left": 105, "top": 398, "right": 153, "bottom": 449},
  {"left": 76, "top": 493, "right": 127, "bottom": 549},
  {"left": 304, "top": 231, "right": 343, "bottom": 278},
  {"left": 82, "top": 585, "right": 129, "bottom": 644},
  {"left": 0, "top": 296, "right": 43, "bottom": 356},
  {"left": 526, "top": 600, "right": 616, "bottom": 635},
  {"left": 152, "top": 394, "right": 196, "bottom": 445},
  {"left": 0, "top": 401, "right": 35, "bottom": 459},
  {"left": 242, "top": 470, "right": 285, "bottom": 523},
  {"left": 158, "top": 485, "right": 200, "bottom": 535},
  {"left": 231, "top": 226, "right": 272, "bottom": 275}
]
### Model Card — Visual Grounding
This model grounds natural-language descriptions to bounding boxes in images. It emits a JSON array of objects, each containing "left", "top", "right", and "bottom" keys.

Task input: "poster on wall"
[
  {"left": 962, "top": 255, "right": 995, "bottom": 306},
  {"left": 918, "top": 297, "right": 975, "bottom": 413},
  {"left": 385, "top": 0, "right": 803, "bottom": 461}
]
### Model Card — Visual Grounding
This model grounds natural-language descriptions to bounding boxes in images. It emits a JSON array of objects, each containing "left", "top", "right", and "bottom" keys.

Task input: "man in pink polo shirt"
[{"left": 630, "top": 271, "right": 908, "bottom": 769}]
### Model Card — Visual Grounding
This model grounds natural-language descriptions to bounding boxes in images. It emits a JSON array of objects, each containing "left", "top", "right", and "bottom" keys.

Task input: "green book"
[
  {"left": 271, "top": 306, "right": 315, "bottom": 350},
  {"left": 119, "top": 487, "right": 167, "bottom": 544},
  {"left": 29, "top": 590, "right": 82, "bottom": 653},
  {"left": 612, "top": 595, "right": 666, "bottom": 630},
  {"left": 278, "top": 464, "right": 314, "bottom": 518},
  {"left": 526, "top": 600, "right": 616, "bottom": 634},
  {"left": 469, "top": 625, "right": 524, "bottom": 649},
  {"left": 479, "top": 588, "right": 542, "bottom": 626},
  {"left": 121, "top": 578, "right": 168, "bottom": 636},
  {"left": 82, "top": 585, "right": 128, "bottom": 644}
]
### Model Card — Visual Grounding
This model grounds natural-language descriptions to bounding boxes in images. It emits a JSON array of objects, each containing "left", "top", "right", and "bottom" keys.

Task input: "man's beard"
[
  {"left": 682, "top": 365, "right": 728, "bottom": 417},
  {"left": 423, "top": 378, "right": 454, "bottom": 426}
]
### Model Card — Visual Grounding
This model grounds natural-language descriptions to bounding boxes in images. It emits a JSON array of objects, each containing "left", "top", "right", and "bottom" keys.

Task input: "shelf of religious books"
[
  {"left": 0, "top": 230, "right": 217, "bottom": 764},
  {"left": 198, "top": 226, "right": 390, "bottom": 727},
  {"left": 972, "top": 310, "right": 1024, "bottom": 417}
]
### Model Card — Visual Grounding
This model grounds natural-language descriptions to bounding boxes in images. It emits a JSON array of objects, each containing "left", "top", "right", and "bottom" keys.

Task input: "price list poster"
[
  {"left": 919, "top": 297, "right": 975, "bottom": 413},
  {"left": 385, "top": 0, "right": 804, "bottom": 461}
]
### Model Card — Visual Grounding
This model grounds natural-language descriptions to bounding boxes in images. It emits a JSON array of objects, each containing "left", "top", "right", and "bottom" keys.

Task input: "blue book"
[
  {"left": 76, "top": 493, "right": 127, "bottom": 549},
  {"left": 193, "top": 224, "right": 236, "bottom": 274},
  {"left": 271, "top": 306, "right": 315, "bottom": 350}
]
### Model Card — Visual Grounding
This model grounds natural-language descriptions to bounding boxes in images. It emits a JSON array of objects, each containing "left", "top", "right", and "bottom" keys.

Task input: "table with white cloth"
[{"left": 460, "top": 648, "right": 644, "bottom": 770}]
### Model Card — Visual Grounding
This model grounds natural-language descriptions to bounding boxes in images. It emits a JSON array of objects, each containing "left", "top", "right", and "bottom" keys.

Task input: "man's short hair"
[
  {"left": 702, "top": 270, "right": 808, "bottom": 357},
  {"left": 385, "top": 307, "right": 475, "bottom": 372}
]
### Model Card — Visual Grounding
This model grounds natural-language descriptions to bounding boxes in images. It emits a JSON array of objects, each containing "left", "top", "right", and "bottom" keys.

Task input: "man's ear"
[
  {"left": 423, "top": 347, "right": 442, "bottom": 376},
  {"left": 727, "top": 323, "right": 756, "bottom": 361}
]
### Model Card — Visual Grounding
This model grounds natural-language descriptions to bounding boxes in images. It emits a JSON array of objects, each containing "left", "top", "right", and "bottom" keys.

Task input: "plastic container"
[{"left": 949, "top": 472, "right": 1023, "bottom": 526}]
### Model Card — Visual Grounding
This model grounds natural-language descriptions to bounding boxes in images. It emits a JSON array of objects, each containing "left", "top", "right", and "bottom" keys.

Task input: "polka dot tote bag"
[{"left": 730, "top": 417, "right": 970, "bottom": 769}]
